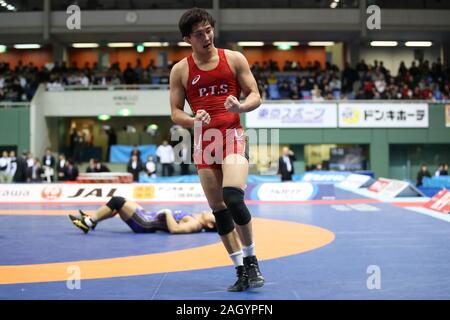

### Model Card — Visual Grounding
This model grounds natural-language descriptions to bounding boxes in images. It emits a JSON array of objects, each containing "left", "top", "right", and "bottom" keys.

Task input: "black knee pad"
[
  {"left": 213, "top": 208, "right": 235, "bottom": 236},
  {"left": 223, "top": 186, "right": 251, "bottom": 225},
  {"left": 106, "top": 196, "right": 126, "bottom": 212}
]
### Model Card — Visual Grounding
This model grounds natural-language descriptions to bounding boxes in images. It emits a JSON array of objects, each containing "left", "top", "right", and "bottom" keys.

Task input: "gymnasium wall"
[{"left": 0, "top": 106, "right": 30, "bottom": 154}]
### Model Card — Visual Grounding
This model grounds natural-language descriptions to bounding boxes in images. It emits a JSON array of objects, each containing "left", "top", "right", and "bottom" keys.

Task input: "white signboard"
[
  {"left": 246, "top": 103, "right": 337, "bottom": 128},
  {"left": 0, "top": 184, "right": 207, "bottom": 203},
  {"left": 255, "top": 182, "right": 315, "bottom": 201},
  {"left": 338, "top": 103, "right": 428, "bottom": 128},
  {"left": 43, "top": 89, "right": 186, "bottom": 116},
  {"left": 338, "top": 174, "right": 372, "bottom": 190}
]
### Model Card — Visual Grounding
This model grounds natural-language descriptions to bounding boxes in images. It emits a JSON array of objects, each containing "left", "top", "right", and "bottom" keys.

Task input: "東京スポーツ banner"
[{"left": 245, "top": 103, "right": 337, "bottom": 128}]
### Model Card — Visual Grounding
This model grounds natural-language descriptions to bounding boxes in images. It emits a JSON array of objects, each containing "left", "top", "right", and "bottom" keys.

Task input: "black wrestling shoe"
[
  {"left": 243, "top": 255, "right": 265, "bottom": 288},
  {"left": 69, "top": 214, "right": 90, "bottom": 233},
  {"left": 227, "top": 266, "right": 249, "bottom": 292},
  {"left": 79, "top": 210, "right": 96, "bottom": 230}
]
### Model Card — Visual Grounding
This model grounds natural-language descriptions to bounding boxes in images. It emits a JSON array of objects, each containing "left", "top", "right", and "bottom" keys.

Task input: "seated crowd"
[{"left": 0, "top": 57, "right": 449, "bottom": 102}]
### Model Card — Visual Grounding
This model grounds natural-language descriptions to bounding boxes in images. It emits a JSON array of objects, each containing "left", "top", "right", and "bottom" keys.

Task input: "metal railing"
[
  {"left": 46, "top": 84, "right": 170, "bottom": 92},
  {"left": 0, "top": 102, "right": 30, "bottom": 109}
]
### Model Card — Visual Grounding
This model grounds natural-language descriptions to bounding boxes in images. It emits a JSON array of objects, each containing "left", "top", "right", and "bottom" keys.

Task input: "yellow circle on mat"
[{"left": 0, "top": 218, "right": 335, "bottom": 285}]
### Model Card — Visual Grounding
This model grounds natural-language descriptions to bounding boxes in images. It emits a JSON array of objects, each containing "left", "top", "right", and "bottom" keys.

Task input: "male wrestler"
[
  {"left": 69, "top": 196, "right": 216, "bottom": 234},
  {"left": 169, "top": 8, "right": 264, "bottom": 291}
]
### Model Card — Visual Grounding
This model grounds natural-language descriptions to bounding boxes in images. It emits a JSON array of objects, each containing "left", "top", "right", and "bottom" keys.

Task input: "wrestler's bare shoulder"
[{"left": 172, "top": 58, "right": 189, "bottom": 74}]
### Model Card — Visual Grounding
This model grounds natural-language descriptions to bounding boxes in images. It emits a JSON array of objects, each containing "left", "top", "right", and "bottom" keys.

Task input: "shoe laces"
[
  {"left": 236, "top": 266, "right": 246, "bottom": 277},
  {"left": 245, "top": 258, "right": 260, "bottom": 276}
]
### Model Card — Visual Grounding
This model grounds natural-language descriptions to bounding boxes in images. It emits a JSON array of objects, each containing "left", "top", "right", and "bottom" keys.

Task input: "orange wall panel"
[
  {"left": 0, "top": 48, "right": 53, "bottom": 69},
  {"left": 0, "top": 46, "right": 326, "bottom": 71},
  {"left": 168, "top": 47, "right": 193, "bottom": 63},
  {"left": 69, "top": 48, "right": 100, "bottom": 68},
  {"left": 243, "top": 47, "right": 326, "bottom": 69},
  {"left": 108, "top": 48, "right": 159, "bottom": 69}
]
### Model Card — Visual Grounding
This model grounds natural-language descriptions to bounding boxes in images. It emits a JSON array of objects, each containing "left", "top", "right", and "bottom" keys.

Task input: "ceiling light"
[
  {"left": 143, "top": 42, "right": 169, "bottom": 47},
  {"left": 72, "top": 43, "right": 99, "bottom": 48},
  {"left": 405, "top": 41, "right": 432, "bottom": 47},
  {"left": 237, "top": 41, "right": 264, "bottom": 47},
  {"left": 308, "top": 41, "right": 335, "bottom": 46},
  {"left": 14, "top": 44, "right": 41, "bottom": 49},
  {"left": 273, "top": 41, "right": 299, "bottom": 46},
  {"left": 107, "top": 42, "right": 134, "bottom": 48},
  {"left": 370, "top": 41, "right": 398, "bottom": 47}
]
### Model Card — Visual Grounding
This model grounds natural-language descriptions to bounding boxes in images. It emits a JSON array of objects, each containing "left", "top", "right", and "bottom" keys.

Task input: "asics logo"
[{"left": 192, "top": 75, "right": 201, "bottom": 85}]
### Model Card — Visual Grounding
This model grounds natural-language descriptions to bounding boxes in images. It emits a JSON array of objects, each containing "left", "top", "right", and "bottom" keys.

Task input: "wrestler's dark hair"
[
  {"left": 203, "top": 225, "right": 217, "bottom": 232},
  {"left": 178, "top": 7, "right": 215, "bottom": 38}
]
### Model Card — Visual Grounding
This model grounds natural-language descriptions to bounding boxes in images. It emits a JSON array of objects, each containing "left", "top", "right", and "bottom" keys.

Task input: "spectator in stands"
[
  {"left": 135, "top": 59, "right": 144, "bottom": 84},
  {"left": 123, "top": 62, "right": 137, "bottom": 84},
  {"left": 42, "top": 148, "right": 55, "bottom": 182},
  {"left": 311, "top": 85, "right": 324, "bottom": 102},
  {"left": 72, "top": 130, "right": 85, "bottom": 164},
  {"left": 435, "top": 163, "right": 444, "bottom": 177},
  {"left": 65, "top": 160, "right": 79, "bottom": 181},
  {"left": 86, "top": 158, "right": 97, "bottom": 173},
  {"left": 69, "top": 127, "right": 77, "bottom": 157},
  {"left": 57, "top": 154, "right": 67, "bottom": 181},
  {"left": 82, "top": 128, "right": 93, "bottom": 146},
  {"left": 96, "top": 160, "right": 110, "bottom": 173},
  {"left": 127, "top": 154, "right": 143, "bottom": 182},
  {"left": 416, "top": 165, "right": 431, "bottom": 187},
  {"left": 28, "top": 158, "right": 43, "bottom": 183},
  {"left": 278, "top": 81, "right": 291, "bottom": 99},
  {"left": 145, "top": 155, "right": 157, "bottom": 178},
  {"left": 130, "top": 144, "right": 141, "bottom": 159},
  {"left": 257, "top": 79, "right": 268, "bottom": 100},
  {"left": 441, "top": 163, "right": 449, "bottom": 176},
  {"left": 156, "top": 140, "right": 175, "bottom": 177},
  {"left": 278, "top": 146, "right": 296, "bottom": 182},
  {"left": 2, "top": 57, "right": 450, "bottom": 102},
  {"left": 7, "top": 151, "right": 16, "bottom": 183},
  {"left": 87, "top": 158, "right": 110, "bottom": 173},
  {"left": 80, "top": 72, "right": 90, "bottom": 87},
  {"left": 105, "top": 127, "right": 117, "bottom": 162},
  {"left": 25, "top": 152, "right": 35, "bottom": 172},
  {"left": 0, "top": 151, "right": 10, "bottom": 183}
]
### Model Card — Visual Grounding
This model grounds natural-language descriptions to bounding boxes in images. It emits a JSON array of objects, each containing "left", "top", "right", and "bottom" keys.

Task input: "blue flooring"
[{"left": 1, "top": 192, "right": 450, "bottom": 299}]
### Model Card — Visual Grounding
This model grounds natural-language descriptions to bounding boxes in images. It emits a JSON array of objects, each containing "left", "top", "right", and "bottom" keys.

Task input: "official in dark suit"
[
  {"left": 127, "top": 154, "right": 143, "bottom": 182},
  {"left": 278, "top": 147, "right": 296, "bottom": 182},
  {"left": 57, "top": 154, "right": 67, "bottom": 181},
  {"left": 13, "top": 152, "right": 28, "bottom": 183}
]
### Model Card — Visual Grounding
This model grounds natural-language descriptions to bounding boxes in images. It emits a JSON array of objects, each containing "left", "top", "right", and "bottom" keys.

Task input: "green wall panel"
[{"left": 0, "top": 107, "right": 30, "bottom": 153}]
